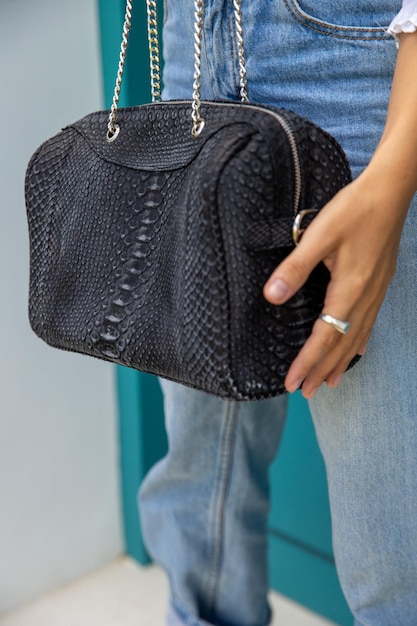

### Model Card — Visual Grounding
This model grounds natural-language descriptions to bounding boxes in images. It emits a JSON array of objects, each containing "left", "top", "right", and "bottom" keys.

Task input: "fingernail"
[
  {"left": 327, "top": 374, "right": 343, "bottom": 388},
  {"left": 286, "top": 378, "right": 303, "bottom": 393},
  {"left": 306, "top": 386, "right": 319, "bottom": 399},
  {"left": 266, "top": 278, "right": 289, "bottom": 303}
]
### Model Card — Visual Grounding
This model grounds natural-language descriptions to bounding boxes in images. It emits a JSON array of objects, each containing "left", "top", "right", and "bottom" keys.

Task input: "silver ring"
[{"left": 319, "top": 313, "right": 350, "bottom": 335}]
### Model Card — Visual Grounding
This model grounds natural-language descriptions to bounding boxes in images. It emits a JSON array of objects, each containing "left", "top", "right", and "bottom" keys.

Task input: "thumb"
[{"left": 263, "top": 244, "right": 322, "bottom": 304}]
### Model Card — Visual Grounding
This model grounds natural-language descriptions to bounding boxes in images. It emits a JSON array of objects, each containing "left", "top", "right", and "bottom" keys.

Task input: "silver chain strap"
[
  {"left": 191, "top": 0, "right": 205, "bottom": 137},
  {"left": 107, "top": 0, "right": 249, "bottom": 142},
  {"left": 107, "top": 0, "right": 133, "bottom": 141},
  {"left": 191, "top": 0, "right": 249, "bottom": 136},
  {"left": 232, "top": 0, "right": 249, "bottom": 103},
  {"left": 146, "top": 0, "right": 162, "bottom": 101}
]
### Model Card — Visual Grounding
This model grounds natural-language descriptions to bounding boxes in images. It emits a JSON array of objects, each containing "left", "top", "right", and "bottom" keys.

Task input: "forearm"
[{"left": 365, "top": 32, "right": 417, "bottom": 202}]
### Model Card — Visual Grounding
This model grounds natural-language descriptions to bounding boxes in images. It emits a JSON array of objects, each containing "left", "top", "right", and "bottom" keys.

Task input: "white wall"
[{"left": 0, "top": 0, "right": 124, "bottom": 614}]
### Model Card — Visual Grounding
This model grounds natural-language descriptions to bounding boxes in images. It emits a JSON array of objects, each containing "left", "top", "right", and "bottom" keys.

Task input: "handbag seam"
[
  {"left": 68, "top": 112, "right": 239, "bottom": 172},
  {"left": 214, "top": 128, "right": 278, "bottom": 397},
  {"left": 195, "top": 126, "right": 254, "bottom": 397},
  {"left": 28, "top": 134, "right": 74, "bottom": 336}
]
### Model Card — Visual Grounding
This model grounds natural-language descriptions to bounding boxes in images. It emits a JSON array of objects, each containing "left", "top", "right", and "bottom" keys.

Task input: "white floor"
[{"left": 0, "top": 557, "right": 337, "bottom": 626}]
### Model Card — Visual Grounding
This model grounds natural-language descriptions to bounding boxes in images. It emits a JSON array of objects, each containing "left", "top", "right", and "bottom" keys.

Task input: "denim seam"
[
  {"left": 283, "top": 0, "right": 392, "bottom": 41},
  {"left": 202, "top": 0, "right": 240, "bottom": 101},
  {"left": 202, "top": 3, "right": 217, "bottom": 100},
  {"left": 205, "top": 400, "right": 239, "bottom": 621},
  {"left": 163, "top": 0, "right": 169, "bottom": 27}
]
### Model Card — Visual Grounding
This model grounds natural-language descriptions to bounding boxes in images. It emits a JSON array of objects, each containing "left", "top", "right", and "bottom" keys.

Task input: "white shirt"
[{"left": 388, "top": 0, "right": 417, "bottom": 38}]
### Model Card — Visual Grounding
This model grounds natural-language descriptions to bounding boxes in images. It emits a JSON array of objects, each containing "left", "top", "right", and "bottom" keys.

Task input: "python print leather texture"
[{"left": 25, "top": 101, "right": 352, "bottom": 400}]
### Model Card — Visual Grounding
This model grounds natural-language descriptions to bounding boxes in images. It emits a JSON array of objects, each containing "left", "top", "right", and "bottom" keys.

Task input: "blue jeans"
[{"left": 139, "top": 1, "right": 417, "bottom": 624}]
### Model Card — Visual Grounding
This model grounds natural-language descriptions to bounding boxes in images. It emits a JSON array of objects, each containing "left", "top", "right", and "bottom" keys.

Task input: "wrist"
[
  {"left": 365, "top": 135, "right": 417, "bottom": 205},
  {"left": 355, "top": 160, "right": 415, "bottom": 220}
]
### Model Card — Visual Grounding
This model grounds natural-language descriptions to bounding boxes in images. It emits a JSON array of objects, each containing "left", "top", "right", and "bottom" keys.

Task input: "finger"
[
  {"left": 322, "top": 290, "right": 382, "bottom": 382},
  {"left": 284, "top": 282, "right": 355, "bottom": 384},
  {"left": 297, "top": 311, "right": 376, "bottom": 396},
  {"left": 322, "top": 323, "right": 374, "bottom": 386},
  {"left": 284, "top": 283, "right": 370, "bottom": 395},
  {"left": 357, "top": 329, "right": 372, "bottom": 355},
  {"left": 284, "top": 316, "right": 349, "bottom": 393},
  {"left": 263, "top": 236, "right": 327, "bottom": 304},
  {"left": 304, "top": 341, "right": 358, "bottom": 395},
  {"left": 296, "top": 330, "right": 357, "bottom": 398}
]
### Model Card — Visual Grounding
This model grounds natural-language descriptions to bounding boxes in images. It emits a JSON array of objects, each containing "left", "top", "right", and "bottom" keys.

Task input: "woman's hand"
[
  {"left": 264, "top": 172, "right": 410, "bottom": 398},
  {"left": 264, "top": 32, "right": 417, "bottom": 399}
]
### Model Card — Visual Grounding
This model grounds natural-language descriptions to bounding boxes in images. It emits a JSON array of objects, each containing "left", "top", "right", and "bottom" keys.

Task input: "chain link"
[
  {"left": 107, "top": 0, "right": 249, "bottom": 141},
  {"left": 191, "top": 0, "right": 205, "bottom": 137},
  {"left": 107, "top": 0, "right": 133, "bottom": 141},
  {"left": 192, "top": 0, "right": 248, "bottom": 136},
  {"left": 146, "top": 0, "right": 162, "bottom": 101},
  {"left": 232, "top": 0, "right": 249, "bottom": 103}
]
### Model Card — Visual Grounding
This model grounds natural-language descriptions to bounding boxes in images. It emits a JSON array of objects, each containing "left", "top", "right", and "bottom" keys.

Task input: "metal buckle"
[{"left": 292, "top": 209, "right": 318, "bottom": 246}]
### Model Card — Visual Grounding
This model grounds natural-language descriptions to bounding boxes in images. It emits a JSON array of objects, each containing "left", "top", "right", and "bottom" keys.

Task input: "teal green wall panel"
[
  {"left": 269, "top": 392, "right": 333, "bottom": 558},
  {"left": 97, "top": 0, "right": 153, "bottom": 109},
  {"left": 117, "top": 367, "right": 167, "bottom": 563},
  {"left": 97, "top": 0, "right": 126, "bottom": 106},
  {"left": 269, "top": 534, "right": 353, "bottom": 625}
]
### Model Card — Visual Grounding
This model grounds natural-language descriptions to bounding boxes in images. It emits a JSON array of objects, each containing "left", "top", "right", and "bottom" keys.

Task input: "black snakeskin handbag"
[{"left": 25, "top": 0, "right": 352, "bottom": 400}]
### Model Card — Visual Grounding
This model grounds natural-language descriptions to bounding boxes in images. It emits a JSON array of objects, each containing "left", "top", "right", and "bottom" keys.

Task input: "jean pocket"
[{"left": 283, "top": 0, "right": 395, "bottom": 40}]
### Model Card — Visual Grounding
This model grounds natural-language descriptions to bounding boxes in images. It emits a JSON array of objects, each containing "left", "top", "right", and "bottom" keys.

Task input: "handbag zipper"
[{"left": 257, "top": 107, "right": 302, "bottom": 217}]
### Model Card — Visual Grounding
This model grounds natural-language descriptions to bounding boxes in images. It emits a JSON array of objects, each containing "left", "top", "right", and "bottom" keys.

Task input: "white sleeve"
[{"left": 387, "top": 0, "right": 417, "bottom": 39}]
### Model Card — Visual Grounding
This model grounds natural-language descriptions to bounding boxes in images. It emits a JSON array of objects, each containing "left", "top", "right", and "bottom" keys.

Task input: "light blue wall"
[{"left": 0, "top": 0, "right": 123, "bottom": 614}]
